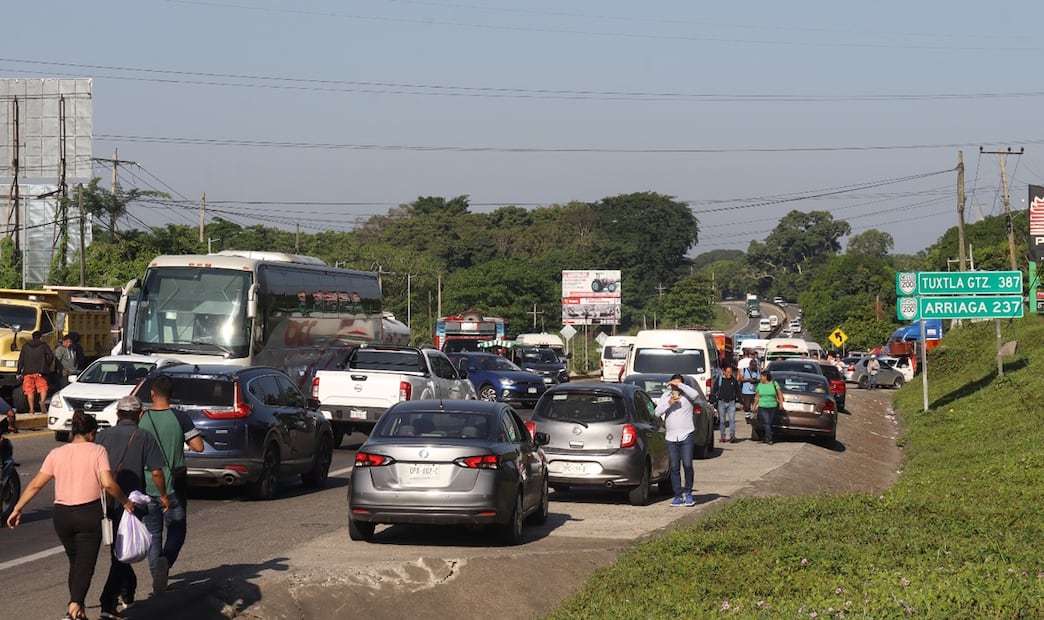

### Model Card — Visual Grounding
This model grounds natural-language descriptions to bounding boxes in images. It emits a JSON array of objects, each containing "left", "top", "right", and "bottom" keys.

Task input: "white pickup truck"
[{"left": 311, "top": 345, "right": 477, "bottom": 445}]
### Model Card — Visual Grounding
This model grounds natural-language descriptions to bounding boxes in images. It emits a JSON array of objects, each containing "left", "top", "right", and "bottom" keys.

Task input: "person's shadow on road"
[{"left": 120, "top": 556, "right": 290, "bottom": 620}]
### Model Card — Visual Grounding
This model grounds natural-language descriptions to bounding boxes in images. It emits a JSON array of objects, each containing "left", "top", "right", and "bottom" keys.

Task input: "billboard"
[
  {"left": 0, "top": 184, "right": 93, "bottom": 286},
  {"left": 1030, "top": 184, "right": 1044, "bottom": 263},
  {"left": 562, "top": 270, "right": 621, "bottom": 325},
  {"left": 1, "top": 78, "right": 94, "bottom": 180}
]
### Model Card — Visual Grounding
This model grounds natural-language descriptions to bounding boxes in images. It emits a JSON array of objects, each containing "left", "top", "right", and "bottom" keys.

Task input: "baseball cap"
[{"left": 117, "top": 395, "right": 143, "bottom": 412}]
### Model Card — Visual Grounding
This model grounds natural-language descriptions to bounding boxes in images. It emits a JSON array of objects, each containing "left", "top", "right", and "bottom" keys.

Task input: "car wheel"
[
  {"left": 893, "top": 376, "right": 904, "bottom": 388},
  {"left": 858, "top": 376, "right": 869, "bottom": 389},
  {"left": 249, "top": 445, "right": 280, "bottom": 501},
  {"left": 348, "top": 517, "right": 375, "bottom": 542},
  {"left": 332, "top": 430, "right": 345, "bottom": 448},
  {"left": 657, "top": 477, "right": 673, "bottom": 496},
  {"left": 528, "top": 475, "right": 549, "bottom": 525},
  {"left": 498, "top": 491, "right": 524, "bottom": 546},
  {"left": 302, "top": 433, "right": 333, "bottom": 488},
  {"left": 627, "top": 463, "right": 650, "bottom": 506},
  {"left": 478, "top": 385, "right": 498, "bottom": 402}
]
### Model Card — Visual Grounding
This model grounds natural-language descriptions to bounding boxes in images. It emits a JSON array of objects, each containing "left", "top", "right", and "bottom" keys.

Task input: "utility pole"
[
  {"left": 199, "top": 192, "right": 206, "bottom": 242},
  {"left": 957, "top": 151, "right": 967, "bottom": 272},
  {"left": 7, "top": 97, "right": 20, "bottom": 250},
  {"left": 78, "top": 183, "right": 86, "bottom": 286},
  {"left": 656, "top": 283, "right": 666, "bottom": 296},
  {"left": 528, "top": 303, "right": 543, "bottom": 329},
  {"left": 92, "top": 147, "right": 136, "bottom": 239},
  {"left": 979, "top": 146, "right": 1023, "bottom": 271}
]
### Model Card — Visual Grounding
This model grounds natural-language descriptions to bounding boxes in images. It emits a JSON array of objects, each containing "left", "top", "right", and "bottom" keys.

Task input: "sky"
[{"left": 4, "top": 0, "right": 1044, "bottom": 257}]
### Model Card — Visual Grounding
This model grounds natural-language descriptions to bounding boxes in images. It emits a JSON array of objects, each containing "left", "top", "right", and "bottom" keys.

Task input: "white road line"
[
  {"left": 0, "top": 545, "right": 65, "bottom": 572},
  {"left": 330, "top": 465, "right": 353, "bottom": 478}
]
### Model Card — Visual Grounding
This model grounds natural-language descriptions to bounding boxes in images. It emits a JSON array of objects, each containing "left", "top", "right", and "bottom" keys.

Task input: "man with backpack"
[{"left": 711, "top": 365, "right": 742, "bottom": 443}]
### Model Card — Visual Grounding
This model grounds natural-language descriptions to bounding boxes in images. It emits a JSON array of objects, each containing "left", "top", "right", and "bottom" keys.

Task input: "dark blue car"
[{"left": 448, "top": 352, "right": 548, "bottom": 408}]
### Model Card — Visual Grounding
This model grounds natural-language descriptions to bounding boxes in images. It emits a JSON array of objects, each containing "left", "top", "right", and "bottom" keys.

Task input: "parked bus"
[{"left": 117, "top": 251, "right": 384, "bottom": 390}]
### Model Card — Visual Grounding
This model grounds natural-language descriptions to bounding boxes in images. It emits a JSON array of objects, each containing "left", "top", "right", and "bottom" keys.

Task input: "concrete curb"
[{"left": 10, "top": 413, "right": 47, "bottom": 432}]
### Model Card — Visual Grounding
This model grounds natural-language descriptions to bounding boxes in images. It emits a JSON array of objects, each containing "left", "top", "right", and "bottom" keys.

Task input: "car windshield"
[
  {"left": 633, "top": 349, "right": 706, "bottom": 375},
  {"left": 478, "top": 356, "right": 522, "bottom": 371},
  {"left": 521, "top": 348, "right": 559, "bottom": 364},
  {"left": 78, "top": 360, "right": 155, "bottom": 385},
  {"left": 372, "top": 411, "right": 493, "bottom": 439},
  {"left": 535, "top": 392, "right": 625, "bottom": 423},
  {"left": 775, "top": 374, "right": 830, "bottom": 395}
]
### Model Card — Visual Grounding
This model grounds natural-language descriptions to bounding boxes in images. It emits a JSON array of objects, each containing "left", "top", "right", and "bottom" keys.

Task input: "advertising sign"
[
  {"left": 1031, "top": 185, "right": 1044, "bottom": 262},
  {"left": 562, "top": 270, "right": 621, "bottom": 325}
]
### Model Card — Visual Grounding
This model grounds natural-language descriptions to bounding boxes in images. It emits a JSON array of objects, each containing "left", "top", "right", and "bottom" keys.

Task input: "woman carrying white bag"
[{"left": 95, "top": 396, "right": 171, "bottom": 619}]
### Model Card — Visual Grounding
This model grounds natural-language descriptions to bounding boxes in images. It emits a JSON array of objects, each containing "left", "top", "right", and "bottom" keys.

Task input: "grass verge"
[{"left": 546, "top": 315, "right": 1044, "bottom": 619}]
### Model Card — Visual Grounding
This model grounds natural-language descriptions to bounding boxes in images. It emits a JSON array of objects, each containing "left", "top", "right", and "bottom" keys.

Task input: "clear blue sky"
[{"left": 5, "top": 0, "right": 1044, "bottom": 256}]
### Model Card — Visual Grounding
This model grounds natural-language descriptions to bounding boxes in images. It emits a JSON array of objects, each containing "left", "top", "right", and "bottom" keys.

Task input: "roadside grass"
[{"left": 547, "top": 315, "right": 1044, "bottom": 619}]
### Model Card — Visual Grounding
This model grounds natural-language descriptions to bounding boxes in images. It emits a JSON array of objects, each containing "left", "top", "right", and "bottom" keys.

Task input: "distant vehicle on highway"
[
  {"left": 347, "top": 400, "right": 549, "bottom": 544},
  {"left": 773, "top": 296, "right": 787, "bottom": 307}
]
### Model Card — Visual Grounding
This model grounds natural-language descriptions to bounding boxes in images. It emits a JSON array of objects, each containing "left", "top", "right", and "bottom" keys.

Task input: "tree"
[
  {"left": 746, "top": 210, "right": 851, "bottom": 298},
  {"left": 72, "top": 177, "right": 169, "bottom": 241},
  {"left": 846, "top": 229, "right": 894, "bottom": 258},
  {"left": 660, "top": 274, "right": 716, "bottom": 328},
  {"left": 799, "top": 253, "right": 897, "bottom": 349}
]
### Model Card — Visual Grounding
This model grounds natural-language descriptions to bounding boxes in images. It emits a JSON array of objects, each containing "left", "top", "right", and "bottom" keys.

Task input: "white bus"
[{"left": 117, "top": 251, "right": 385, "bottom": 390}]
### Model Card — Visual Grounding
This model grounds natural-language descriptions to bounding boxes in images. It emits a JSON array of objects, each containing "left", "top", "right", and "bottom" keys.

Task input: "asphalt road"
[{"left": 0, "top": 383, "right": 901, "bottom": 620}]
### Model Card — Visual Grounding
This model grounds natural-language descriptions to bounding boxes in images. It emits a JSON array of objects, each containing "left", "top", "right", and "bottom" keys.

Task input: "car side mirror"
[
  {"left": 534, "top": 431, "right": 550, "bottom": 446},
  {"left": 458, "top": 369, "right": 468, "bottom": 380}
]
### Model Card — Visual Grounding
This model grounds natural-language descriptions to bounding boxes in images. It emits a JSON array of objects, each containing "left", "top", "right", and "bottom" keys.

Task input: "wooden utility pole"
[
  {"left": 979, "top": 146, "right": 1023, "bottom": 271},
  {"left": 92, "top": 147, "right": 136, "bottom": 239},
  {"left": 7, "top": 97, "right": 20, "bottom": 250},
  {"left": 199, "top": 192, "right": 206, "bottom": 242},
  {"left": 77, "top": 183, "right": 86, "bottom": 286},
  {"left": 957, "top": 151, "right": 967, "bottom": 272}
]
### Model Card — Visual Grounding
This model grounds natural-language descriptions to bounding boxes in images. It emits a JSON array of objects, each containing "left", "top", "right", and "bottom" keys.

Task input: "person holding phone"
[{"left": 654, "top": 374, "right": 701, "bottom": 507}]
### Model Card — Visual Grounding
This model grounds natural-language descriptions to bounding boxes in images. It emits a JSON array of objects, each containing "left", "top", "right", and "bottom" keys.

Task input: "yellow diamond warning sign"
[{"left": 829, "top": 328, "right": 848, "bottom": 348}]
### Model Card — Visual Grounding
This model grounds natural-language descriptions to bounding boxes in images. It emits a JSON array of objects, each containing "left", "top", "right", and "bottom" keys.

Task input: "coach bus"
[{"left": 116, "top": 251, "right": 384, "bottom": 389}]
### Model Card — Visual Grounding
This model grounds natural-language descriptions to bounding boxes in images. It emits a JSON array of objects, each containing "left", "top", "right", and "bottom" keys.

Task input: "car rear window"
[
  {"left": 138, "top": 377, "right": 234, "bottom": 407},
  {"left": 819, "top": 365, "right": 843, "bottom": 381},
  {"left": 535, "top": 392, "right": 625, "bottom": 423},
  {"left": 602, "top": 345, "right": 630, "bottom": 360},
  {"left": 349, "top": 349, "right": 424, "bottom": 372},
  {"left": 633, "top": 349, "right": 706, "bottom": 375},
  {"left": 776, "top": 375, "right": 829, "bottom": 395},
  {"left": 372, "top": 411, "right": 492, "bottom": 439}
]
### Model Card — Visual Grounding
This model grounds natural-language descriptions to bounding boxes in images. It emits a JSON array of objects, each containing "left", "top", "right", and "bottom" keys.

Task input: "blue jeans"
[
  {"left": 868, "top": 373, "right": 878, "bottom": 389},
  {"left": 144, "top": 491, "right": 187, "bottom": 574},
  {"left": 717, "top": 400, "right": 737, "bottom": 439},
  {"left": 666, "top": 433, "right": 694, "bottom": 497},
  {"left": 758, "top": 406, "right": 776, "bottom": 442}
]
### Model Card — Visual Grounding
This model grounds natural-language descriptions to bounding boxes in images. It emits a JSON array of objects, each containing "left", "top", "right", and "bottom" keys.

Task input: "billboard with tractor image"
[{"left": 562, "top": 270, "right": 621, "bottom": 325}]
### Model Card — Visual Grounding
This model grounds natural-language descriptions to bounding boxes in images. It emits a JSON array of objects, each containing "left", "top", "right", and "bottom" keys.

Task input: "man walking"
[
  {"left": 16, "top": 330, "right": 55, "bottom": 415},
  {"left": 866, "top": 355, "right": 880, "bottom": 390},
  {"left": 138, "top": 375, "right": 204, "bottom": 594},
  {"left": 95, "top": 396, "right": 170, "bottom": 616},
  {"left": 711, "top": 365, "right": 741, "bottom": 443},
  {"left": 654, "top": 374, "right": 701, "bottom": 507},
  {"left": 55, "top": 335, "right": 79, "bottom": 390},
  {"left": 739, "top": 356, "right": 760, "bottom": 416}
]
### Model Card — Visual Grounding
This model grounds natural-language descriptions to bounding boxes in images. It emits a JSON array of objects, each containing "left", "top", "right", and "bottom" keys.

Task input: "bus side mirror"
[
  {"left": 118, "top": 278, "right": 140, "bottom": 315},
  {"left": 246, "top": 283, "right": 260, "bottom": 319}
]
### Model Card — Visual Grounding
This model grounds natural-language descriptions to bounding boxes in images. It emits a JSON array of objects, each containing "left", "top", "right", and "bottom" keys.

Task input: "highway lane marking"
[
  {"left": 330, "top": 465, "right": 353, "bottom": 478},
  {"left": 0, "top": 545, "right": 65, "bottom": 572}
]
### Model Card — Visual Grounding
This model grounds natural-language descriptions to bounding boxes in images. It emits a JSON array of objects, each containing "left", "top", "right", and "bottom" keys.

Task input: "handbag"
[{"left": 99, "top": 469, "right": 114, "bottom": 546}]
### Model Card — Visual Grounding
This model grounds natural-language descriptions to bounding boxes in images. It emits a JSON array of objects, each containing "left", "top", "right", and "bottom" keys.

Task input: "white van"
[
  {"left": 758, "top": 318, "right": 772, "bottom": 333},
  {"left": 600, "top": 335, "right": 635, "bottom": 382},
  {"left": 806, "top": 342, "right": 826, "bottom": 360},
  {"left": 735, "top": 338, "right": 769, "bottom": 360},
  {"left": 624, "top": 329, "right": 720, "bottom": 394},
  {"left": 764, "top": 338, "right": 810, "bottom": 361}
]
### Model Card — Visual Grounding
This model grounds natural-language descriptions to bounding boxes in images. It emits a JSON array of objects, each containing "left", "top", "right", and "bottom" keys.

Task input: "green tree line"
[{"left": 6, "top": 180, "right": 1032, "bottom": 354}]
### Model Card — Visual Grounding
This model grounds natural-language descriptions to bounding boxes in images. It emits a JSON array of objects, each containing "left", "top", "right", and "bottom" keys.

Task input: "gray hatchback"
[{"left": 527, "top": 382, "right": 670, "bottom": 506}]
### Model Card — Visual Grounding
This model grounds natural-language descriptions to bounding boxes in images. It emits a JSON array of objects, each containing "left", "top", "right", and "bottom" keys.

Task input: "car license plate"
[
  {"left": 407, "top": 463, "right": 440, "bottom": 482},
  {"left": 559, "top": 461, "right": 589, "bottom": 475},
  {"left": 349, "top": 409, "right": 368, "bottom": 420},
  {"left": 527, "top": 387, "right": 537, "bottom": 394}
]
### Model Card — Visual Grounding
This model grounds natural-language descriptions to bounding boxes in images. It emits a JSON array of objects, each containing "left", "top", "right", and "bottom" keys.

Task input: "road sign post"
[{"left": 895, "top": 270, "right": 1025, "bottom": 411}]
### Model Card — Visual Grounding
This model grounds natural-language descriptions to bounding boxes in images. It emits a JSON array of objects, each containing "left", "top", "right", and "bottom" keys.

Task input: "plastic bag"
[{"left": 115, "top": 513, "right": 151, "bottom": 563}]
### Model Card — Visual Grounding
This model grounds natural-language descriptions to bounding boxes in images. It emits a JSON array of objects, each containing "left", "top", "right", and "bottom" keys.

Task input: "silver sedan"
[{"left": 347, "top": 400, "right": 549, "bottom": 545}]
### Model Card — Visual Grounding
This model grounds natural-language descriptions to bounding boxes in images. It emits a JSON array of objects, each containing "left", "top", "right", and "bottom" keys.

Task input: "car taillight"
[
  {"left": 399, "top": 381, "right": 412, "bottom": 401},
  {"left": 621, "top": 424, "right": 637, "bottom": 448},
  {"left": 524, "top": 420, "right": 537, "bottom": 440},
  {"left": 311, "top": 376, "right": 320, "bottom": 399},
  {"left": 822, "top": 400, "right": 836, "bottom": 414},
  {"left": 706, "top": 377, "right": 713, "bottom": 393},
  {"left": 203, "top": 383, "right": 251, "bottom": 418},
  {"left": 455, "top": 454, "right": 499, "bottom": 469},
  {"left": 355, "top": 452, "right": 394, "bottom": 467}
]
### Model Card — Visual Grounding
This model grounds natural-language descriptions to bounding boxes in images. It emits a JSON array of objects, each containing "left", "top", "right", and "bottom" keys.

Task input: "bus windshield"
[{"left": 131, "top": 267, "right": 251, "bottom": 357}]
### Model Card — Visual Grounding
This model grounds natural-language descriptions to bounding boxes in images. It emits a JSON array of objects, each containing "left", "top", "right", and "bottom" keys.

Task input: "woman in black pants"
[{"left": 8, "top": 410, "right": 133, "bottom": 620}]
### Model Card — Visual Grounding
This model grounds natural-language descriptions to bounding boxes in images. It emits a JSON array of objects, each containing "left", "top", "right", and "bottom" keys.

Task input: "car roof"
[
  {"left": 387, "top": 399, "right": 509, "bottom": 415},
  {"left": 92, "top": 354, "right": 180, "bottom": 365},
  {"left": 543, "top": 382, "right": 640, "bottom": 397}
]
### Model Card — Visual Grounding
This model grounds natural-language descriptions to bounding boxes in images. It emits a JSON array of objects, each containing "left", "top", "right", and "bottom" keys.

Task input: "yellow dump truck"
[{"left": 0, "top": 286, "right": 119, "bottom": 411}]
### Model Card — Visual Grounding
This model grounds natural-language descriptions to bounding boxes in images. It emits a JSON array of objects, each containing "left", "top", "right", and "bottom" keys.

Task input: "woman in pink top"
[{"left": 8, "top": 410, "right": 133, "bottom": 620}]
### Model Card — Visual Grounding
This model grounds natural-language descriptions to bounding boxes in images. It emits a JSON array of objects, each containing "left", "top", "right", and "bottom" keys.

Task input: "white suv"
[{"left": 47, "top": 354, "right": 181, "bottom": 441}]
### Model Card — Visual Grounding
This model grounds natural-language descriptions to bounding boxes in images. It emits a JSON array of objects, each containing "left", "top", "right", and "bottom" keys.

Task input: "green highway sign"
[
  {"left": 897, "top": 295, "right": 1025, "bottom": 321},
  {"left": 895, "top": 270, "right": 1022, "bottom": 296}
]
